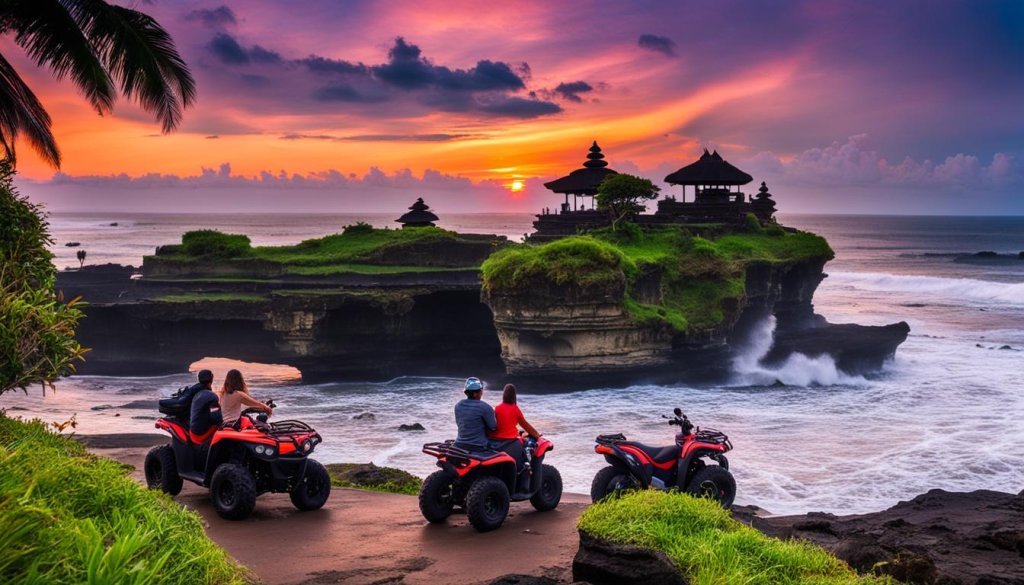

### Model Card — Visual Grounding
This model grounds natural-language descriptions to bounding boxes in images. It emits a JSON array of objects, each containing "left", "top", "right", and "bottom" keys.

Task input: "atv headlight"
[
  {"left": 302, "top": 440, "right": 312, "bottom": 452},
  {"left": 255, "top": 445, "right": 265, "bottom": 454}
]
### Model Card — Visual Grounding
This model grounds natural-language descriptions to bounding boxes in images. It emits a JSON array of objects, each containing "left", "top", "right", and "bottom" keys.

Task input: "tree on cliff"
[
  {"left": 596, "top": 174, "right": 661, "bottom": 231},
  {"left": 0, "top": 0, "right": 196, "bottom": 167},
  {"left": 0, "top": 1, "right": 193, "bottom": 393}
]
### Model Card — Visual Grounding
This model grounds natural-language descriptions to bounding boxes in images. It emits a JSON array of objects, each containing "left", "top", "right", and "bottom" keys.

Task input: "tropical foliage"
[
  {"left": 0, "top": 165, "right": 86, "bottom": 395},
  {"left": 0, "top": 0, "right": 196, "bottom": 167},
  {"left": 0, "top": 415, "right": 246, "bottom": 584}
]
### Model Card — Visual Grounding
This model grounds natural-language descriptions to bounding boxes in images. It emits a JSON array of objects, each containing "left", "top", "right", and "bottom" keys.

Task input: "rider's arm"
[
  {"left": 483, "top": 403, "right": 497, "bottom": 432},
  {"left": 517, "top": 407, "right": 541, "bottom": 438},
  {"left": 238, "top": 392, "right": 272, "bottom": 413}
]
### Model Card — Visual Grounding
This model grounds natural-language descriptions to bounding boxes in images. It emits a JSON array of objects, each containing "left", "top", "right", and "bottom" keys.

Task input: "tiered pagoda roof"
[
  {"left": 396, "top": 198, "right": 439, "bottom": 227},
  {"left": 543, "top": 141, "right": 618, "bottom": 195},
  {"left": 664, "top": 149, "right": 753, "bottom": 186}
]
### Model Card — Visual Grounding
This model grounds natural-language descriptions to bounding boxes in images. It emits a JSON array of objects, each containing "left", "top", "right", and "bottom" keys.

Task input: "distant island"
[{"left": 57, "top": 145, "right": 909, "bottom": 385}]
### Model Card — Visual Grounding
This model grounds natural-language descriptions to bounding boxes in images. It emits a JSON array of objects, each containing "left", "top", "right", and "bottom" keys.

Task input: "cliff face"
[
  {"left": 63, "top": 268, "right": 503, "bottom": 382},
  {"left": 484, "top": 255, "right": 835, "bottom": 377}
]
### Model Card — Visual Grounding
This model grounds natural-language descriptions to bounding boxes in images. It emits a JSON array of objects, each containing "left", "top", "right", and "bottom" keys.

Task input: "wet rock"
[
  {"left": 974, "top": 251, "right": 998, "bottom": 257},
  {"left": 998, "top": 345, "right": 1013, "bottom": 350},
  {"left": 65, "top": 242, "right": 80, "bottom": 247},
  {"left": 91, "top": 404, "right": 115, "bottom": 411},
  {"left": 742, "top": 488, "right": 1024, "bottom": 584},
  {"left": 398, "top": 423, "right": 425, "bottom": 431},
  {"left": 352, "top": 412, "right": 375, "bottom": 420},
  {"left": 572, "top": 531, "right": 686, "bottom": 585}
]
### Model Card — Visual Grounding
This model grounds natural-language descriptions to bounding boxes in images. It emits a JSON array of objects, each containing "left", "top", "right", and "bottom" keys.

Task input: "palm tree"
[{"left": 0, "top": 0, "right": 196, "bottom": 168}]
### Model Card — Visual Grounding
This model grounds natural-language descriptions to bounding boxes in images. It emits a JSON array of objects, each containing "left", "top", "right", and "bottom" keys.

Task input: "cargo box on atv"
[{"left": 158, "top": 385, "right": 200, "bottom": 418}]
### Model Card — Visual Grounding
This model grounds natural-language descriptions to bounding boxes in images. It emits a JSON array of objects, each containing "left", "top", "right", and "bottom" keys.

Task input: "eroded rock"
[{"left": 572, "top": 531, "right": 686, "bottom": 585}]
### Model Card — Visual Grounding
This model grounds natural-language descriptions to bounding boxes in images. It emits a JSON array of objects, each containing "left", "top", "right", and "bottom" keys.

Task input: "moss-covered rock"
[{"left": 325, "top": 462, "right": 421, "bottom": 495}]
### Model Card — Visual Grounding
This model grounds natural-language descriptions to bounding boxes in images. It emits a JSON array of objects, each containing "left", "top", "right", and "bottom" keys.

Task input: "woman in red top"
[{"left": 490, "top": 384, "right": 540, "bottom": 465}]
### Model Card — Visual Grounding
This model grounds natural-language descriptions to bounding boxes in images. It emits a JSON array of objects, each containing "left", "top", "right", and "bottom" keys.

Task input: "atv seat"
[{"left": 625, "top": 442, "right": 681, "bottom": 464}]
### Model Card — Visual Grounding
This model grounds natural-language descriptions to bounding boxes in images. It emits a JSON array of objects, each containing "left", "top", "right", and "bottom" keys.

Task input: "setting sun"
[{"left": 510, "top": 180, "right": 525, "bottom": 192}]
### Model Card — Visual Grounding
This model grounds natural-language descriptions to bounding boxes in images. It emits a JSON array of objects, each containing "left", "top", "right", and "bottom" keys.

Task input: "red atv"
[
  {"left": 419, "top": 435, "right": 562, "bottom": 531},
  {"left": 591, "top": 407, "right": 736, "bottom": 507},
  {"left": 145, "top": 396, "right": 331, "bottom": 520}
]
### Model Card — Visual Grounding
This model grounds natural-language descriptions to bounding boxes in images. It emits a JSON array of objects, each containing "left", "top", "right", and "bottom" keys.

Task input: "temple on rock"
[
  {"left": 396, "top": 197, "right": 439, "bottom": 228},
  {"left": 531, "top": 143, "right": 777, "bottom": 240}
]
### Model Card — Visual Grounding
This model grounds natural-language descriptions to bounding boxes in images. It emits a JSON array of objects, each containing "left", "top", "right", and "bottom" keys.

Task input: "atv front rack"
[
  {"left": 268, "top": 420, "right": 315, "bottom": 435},
  {"left": 695, "top": 428, "right": 731, "bottom": 448}
]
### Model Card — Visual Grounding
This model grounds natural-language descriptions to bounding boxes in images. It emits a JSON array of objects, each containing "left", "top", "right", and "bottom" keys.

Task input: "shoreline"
[
  {"left": 80, "top": 431, "right": 1024, "bottom": 584},
  {"left": 83, "top": 432, "right": 590, "bottom": 585}
]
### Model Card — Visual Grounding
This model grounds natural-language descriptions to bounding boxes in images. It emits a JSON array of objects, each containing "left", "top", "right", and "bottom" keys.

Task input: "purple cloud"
[{"left": 638, "top": 34, "right": 676, "bottom": 57}]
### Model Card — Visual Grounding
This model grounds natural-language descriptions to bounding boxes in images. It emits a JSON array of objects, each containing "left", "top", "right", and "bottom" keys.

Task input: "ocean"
[{"left": 5, "top": 212, "right": 1023, "bottom": 515}]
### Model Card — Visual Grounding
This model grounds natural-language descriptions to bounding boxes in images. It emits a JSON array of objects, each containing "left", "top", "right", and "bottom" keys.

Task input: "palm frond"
[
  {"left": 3, "top": 0, "right": 115, "bottom": 115},
  {"left": 0, "top": 51, "right": 60, "bottom": 167},
  {"left": 65, "top": 0, "right": 196, "bottom": 133}
]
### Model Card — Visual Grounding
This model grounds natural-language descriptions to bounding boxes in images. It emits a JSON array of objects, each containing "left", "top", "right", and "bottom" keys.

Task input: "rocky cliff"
[{"left": 482, "top": 229, "right": 909, "bottom": 381}]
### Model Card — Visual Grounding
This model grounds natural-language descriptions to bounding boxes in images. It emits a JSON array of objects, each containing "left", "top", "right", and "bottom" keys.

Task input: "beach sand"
[{"left": 87, "top": 434, "right": 587, "bottom": 584}]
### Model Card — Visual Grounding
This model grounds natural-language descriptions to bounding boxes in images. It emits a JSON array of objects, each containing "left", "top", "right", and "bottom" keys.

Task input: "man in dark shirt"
[
  {"left": 188, "top": 369, "right": 221, "bottom": 438},
  {"left": 454, "top": 377, "right": 496, "bottom": 451}
]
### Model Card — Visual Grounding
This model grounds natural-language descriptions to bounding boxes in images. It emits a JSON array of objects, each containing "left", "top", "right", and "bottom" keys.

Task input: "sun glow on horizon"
[{"left": 510, "top": 179, "right": 525, "bottom": 192}]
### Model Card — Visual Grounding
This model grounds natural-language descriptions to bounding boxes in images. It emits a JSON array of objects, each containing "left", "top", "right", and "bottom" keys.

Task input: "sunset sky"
[{"left": 8, "top": 0, "right": 1024, "bottom": 214}]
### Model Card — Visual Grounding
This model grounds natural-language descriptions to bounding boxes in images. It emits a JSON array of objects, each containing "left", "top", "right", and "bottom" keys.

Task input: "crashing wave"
[{"left": 731, "top": 316, "right": 867, "bottom": 387}]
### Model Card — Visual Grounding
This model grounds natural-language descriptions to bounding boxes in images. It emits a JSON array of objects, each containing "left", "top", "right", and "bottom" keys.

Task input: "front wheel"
[
  {"left": 290, "top": 459, "right": 331, "bottom": 511},
  {"left": 529, "top": 464, "right": 562, "bottom": 511},
  {"left": 465, "top": 476, "right": 510, "bottom": 532},
  {"left": 686, "top": 465, "right": 736, "bottom": 508},
  {"left": 419, "top": 470, "right": 456, "bottom": 523},
  {"left": 210, "top": 464, "right": 257, "bottom": 520},
  {"left": 590, "top": 465, "right": 637, "bottom": 503},
  {"left": 144, "top": 445, "right": 182, "bottom": 496}
]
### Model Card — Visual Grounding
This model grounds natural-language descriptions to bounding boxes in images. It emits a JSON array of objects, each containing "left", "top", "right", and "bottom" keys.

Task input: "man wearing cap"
[{"left": 454, "top": 377, "right": 496, "bottom": 452}]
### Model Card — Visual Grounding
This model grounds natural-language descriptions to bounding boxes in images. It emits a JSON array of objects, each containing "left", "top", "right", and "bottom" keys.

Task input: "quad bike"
[
  {"left": 419, "top": 434, "right": 563, "bottom": 532},
  {"left": 591, "top": 407, "right": 736, "bottom": 507},
  {"left": 145, "top": 393, "right": 331, "bottom": 520}
]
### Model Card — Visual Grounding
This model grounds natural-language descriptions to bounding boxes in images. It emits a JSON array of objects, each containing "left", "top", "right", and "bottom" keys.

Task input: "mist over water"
[{"left": 5, "top": 213, "right": 1023, "bottom": 515}]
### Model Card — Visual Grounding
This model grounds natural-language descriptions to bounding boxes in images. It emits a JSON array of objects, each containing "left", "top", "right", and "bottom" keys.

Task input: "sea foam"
[
  {"left": 731, "top": 316, "right": 867, "bottom": 387},
  {"left": 827, "top": 271, "right": 1024, "bottom": 305}
]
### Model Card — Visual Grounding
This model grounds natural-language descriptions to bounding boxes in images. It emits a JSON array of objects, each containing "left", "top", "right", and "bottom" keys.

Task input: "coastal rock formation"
[
  {"left": 736, "top": 489, "right": 1024, "bottom": 584},
  {"left": 572, "top": 531, "right": 686, "bottom": 585},
  {"left": 484, "top": 252, "right": 909, "bottom": 381}
]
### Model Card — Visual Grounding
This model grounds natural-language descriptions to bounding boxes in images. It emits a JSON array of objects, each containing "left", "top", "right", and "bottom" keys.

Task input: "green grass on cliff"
[
  {"left": 481, "top": 225, "right": 832, "bottom": 333},
  {"left": 579, "top": 491, "right": 890, "bottom": 585},
  {"left": 149, "top": 224, "right": 475, "bottom": 274},
  {"left": 0, "top": 415, "right": 246, "bottom": 584}
]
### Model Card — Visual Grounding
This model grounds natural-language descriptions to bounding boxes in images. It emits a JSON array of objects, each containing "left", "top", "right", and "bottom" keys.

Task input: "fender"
[
  {"left": 676, "top": 445, "right": 728, "bottom": 490},
  {"left": 155, "top": 418, "right": 188, "bottom": 443},
  {"left": 596, "top": 443, "right": 653, "bottom": 488},
  {"left": 535, "top": 437, "right": 554, "bottom": 458}
]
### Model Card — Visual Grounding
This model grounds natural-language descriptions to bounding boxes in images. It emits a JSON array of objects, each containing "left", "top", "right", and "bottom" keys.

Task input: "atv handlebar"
[{"left": 663, "top": 408, "right": 695, "bottom": 435}]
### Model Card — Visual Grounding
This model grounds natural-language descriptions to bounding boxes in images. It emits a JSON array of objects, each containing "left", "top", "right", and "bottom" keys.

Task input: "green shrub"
[
  {"left": 742, "top": 212, "right": 763, "bottom": 233},
  {"left": 0, "top": 415, "right": 246, "bottom": 584},
  {"left": 0, "top": 165, "right": 86, "bottom": 394},
  {"left": 579, "top": 490, "right": 890, "bottom": 585},
  {"left": 180, "top": 230, "right": 252, "bottom": 258},
  {"left": 325, "top": 463, "right": 422, "bottom": 495},
  {"left": 481, "top": 236, "right": 634, "bottom": 292},
  {"left": 342, "top": 221, "right": 375, "bottom": 235}
]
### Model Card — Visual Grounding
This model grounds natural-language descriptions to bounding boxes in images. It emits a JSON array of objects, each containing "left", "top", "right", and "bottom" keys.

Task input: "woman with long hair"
[
  {"left": 489, "top": 384, "right": 541, "bottom": 464},
  {"left": 217, "top": 369, "right": 272, "bottom": 426}
]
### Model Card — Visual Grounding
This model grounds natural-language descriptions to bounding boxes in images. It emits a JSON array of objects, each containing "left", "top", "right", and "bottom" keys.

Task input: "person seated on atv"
[
  {"left": 217, "top": 369, "right": 272, "bottom": 427},
  {"left": 171, "top": 369, "right": 215, "bottom": 429},
  {"left": 454, "top": 377, "right": 496, "bottom": 452},
  {"left": 489, "top": 384, "right": 540, "bottom": 465},
  {"left": 189, "top": 371, "right": 222, "bottom": 441}
]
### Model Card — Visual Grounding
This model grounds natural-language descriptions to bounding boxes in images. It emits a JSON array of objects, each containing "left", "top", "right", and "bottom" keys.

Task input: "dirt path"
[{"left": 96, "top": 444, "right": 587, "bottom": 585}]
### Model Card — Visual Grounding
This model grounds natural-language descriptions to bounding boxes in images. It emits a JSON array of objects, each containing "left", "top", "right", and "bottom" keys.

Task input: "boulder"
[
  {"left": 398, "top": 423, "right": 425, "bottom": 431},
  {"left": 740, "top": 488, "right": 1024, "bottom": 584},
  {"left": 572, "top": 531, "right": 686, "bottom": 585}
]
